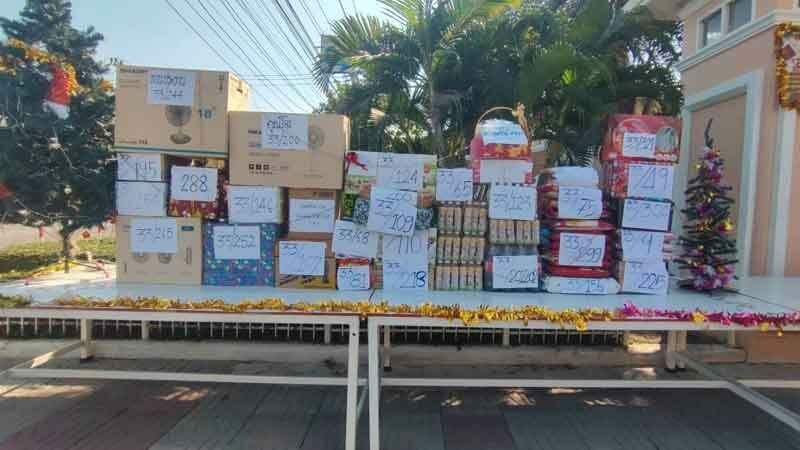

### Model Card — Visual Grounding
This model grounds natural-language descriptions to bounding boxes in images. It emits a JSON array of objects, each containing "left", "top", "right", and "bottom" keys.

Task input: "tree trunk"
[
  {"left": 61, "top": 233, "right": 71, "bottom": 274},
  {"left": 429, "top": 79, "right": 445, "bottom": 160}
]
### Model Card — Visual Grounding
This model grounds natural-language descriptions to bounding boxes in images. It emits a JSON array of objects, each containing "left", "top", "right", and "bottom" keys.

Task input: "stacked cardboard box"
[{"left": 600, "top": 115, "right": 681, "bottom": 295}]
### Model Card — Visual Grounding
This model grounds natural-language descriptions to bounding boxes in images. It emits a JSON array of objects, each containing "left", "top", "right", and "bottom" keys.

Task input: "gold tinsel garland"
[
  {"left": 2, "top": 38, "right": 79, "bottom": 96},
  {"left": 776, "top": 23, "right": 800, "bottom": 109}
]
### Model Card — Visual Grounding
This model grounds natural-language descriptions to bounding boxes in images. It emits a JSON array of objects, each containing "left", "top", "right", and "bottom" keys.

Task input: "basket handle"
[{"left": 474, "top": 103, "right": 530, "bottom": 141}]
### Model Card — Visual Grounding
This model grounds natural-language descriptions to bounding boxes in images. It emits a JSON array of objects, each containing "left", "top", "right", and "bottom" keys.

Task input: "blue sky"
[{"left": 0, "top": 0, "right": 386, "bottom": 112}]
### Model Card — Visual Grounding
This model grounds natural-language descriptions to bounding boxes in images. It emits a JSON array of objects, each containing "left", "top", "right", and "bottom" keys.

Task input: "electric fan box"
[
  {"left": 228, "top": 111, "right": 350, "bottom": 189},
  {"left": 114, "top": 65, "right": 251, "bottom": 158}
]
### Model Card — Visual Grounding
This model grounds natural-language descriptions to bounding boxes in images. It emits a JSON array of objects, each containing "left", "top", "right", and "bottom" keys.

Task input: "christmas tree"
[
  {"left": 0, "top": 0, "right": 114, "bottom": 272},
  {"left": 677, "top": 119, "right": 737, "bottom": 292}
]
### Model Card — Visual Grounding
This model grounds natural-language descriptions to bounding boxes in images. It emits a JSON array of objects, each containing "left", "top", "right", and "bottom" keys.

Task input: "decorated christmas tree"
[
  {"left": 0, "top": 0, "right": 114, "bottom": 272},
  {"left": 677, "top": 119, "right": 737, "bottom": 292}
]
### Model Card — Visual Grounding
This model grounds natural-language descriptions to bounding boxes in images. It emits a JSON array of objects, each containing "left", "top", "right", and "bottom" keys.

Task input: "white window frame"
[{"left": 696, "top": 0, "right": 757, "bottom": 50}]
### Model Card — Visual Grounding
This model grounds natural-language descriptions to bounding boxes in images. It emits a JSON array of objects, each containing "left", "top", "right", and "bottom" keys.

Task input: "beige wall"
[{"left": 788, "top": 117, "right": 800, "bottom": 274}]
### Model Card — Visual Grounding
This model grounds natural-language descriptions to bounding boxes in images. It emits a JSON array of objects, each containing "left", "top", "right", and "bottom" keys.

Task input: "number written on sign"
[
  {"left": 559, "top": 278, "right": 613, "bottom": 295},
  {"left": 622, "top": 262, "right": 669, "bottom": 295},
  {"left": 130, "top": 218, "right": 178, "bottom": 254},
  {"left": 332, "top": 220, "right": 379, "bottom": 258},
  {"left": 621, "top": 229, "right": 665, "bottom": 262},
  {"left": 376, "top": 154, "right": 424, "bottom": 192},
  {"left": 622, "top": 199, "right": 672, "bottom": 231},
  {"left": 382, "top": 230, "right": 428, "bottom": 260},
  {"left": 261, "top": 113, "right": 309, "bottom": 150},
  {"left": 493, "top": 255, "right": 539, "bottom": 289},
  {"left": 489, "top": 184, "right": 536, "bottom": 220},
  {"left": 558, "top": 233, "right": 606, "bottom": 267},
  {"left": 479, "top": 160, "right": 532, "bottom": 184},
  {"left": 480, "top": 121, "right": 527, "bottom": 145},
  {"left": 627, "top": 164, "right": 674, "bottom": 200},
  {"left": 147, "top": 69, "right": 195, "bottom": 106},
  {"left": 118, "top": 154, "right": 162, "bottom": 181},
  {"left": 622, "top": 132, "right": 656, "bottom": 158},
  {"left": 367, "top": 187, "right": 417, "bottom": 236},
  {"left": 278, "top": 241, "right": 326, "bottom": 276},
  {"left": 170, "top": 167, "right": 217, "bottom": 202},
  {"left": 227, "top": 186, "right": 280, "bottom": 224},
  {"left": 213, "top": 226, "right": 260, "bottom": 260},
  {"left": 337, "top": 265, "right": 371, "bottom": 291},
  {"left": 436, "top": 169, "right": 473, "bottom": 202},
  {"left": 116, "top": 182, "right": 167, "bottom": 217},
  {"left": 289, "top": 199, "right": 336, "bottom": 233},
  {"left": 383, "top": 260, "right": 428, "bottom": 291},
  {"left": 558, "top": 186, "right": 602, "bottom": 219}
]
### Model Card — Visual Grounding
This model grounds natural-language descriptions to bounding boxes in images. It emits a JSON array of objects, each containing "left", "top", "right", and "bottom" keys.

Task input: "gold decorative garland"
[
  {"left": 776, "top": 23, "right": 800, "bottom": 109},
  {"left": 2, "top": 38, "right": 79, "bottom": 96}
]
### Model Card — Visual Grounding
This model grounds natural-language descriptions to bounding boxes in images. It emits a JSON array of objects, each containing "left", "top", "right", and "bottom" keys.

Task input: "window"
[
  {"left": 728, "top": 0, "right": 752, "bottom": 31},
  {"left": 701, "top": 9, "right": 723, "bottom": 47}
]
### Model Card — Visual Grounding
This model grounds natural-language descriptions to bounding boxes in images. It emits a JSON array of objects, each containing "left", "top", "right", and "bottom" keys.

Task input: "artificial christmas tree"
[
  {"left": 677, "top": 120, "right": 737, "bottom": 292},
  {"left": 0, "top": 0, "right": 114, "bottom": 272}
]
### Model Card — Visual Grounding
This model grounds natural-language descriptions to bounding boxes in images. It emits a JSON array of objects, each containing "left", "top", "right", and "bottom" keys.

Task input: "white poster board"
[
  {"left": 622, "top": 132, "right": 656, "bottom": 158},
  {"left": 622, "top": 199, "right": 672, "bottom": 231},
  {"left": 289, "top": 199, "right": 336, "bottom": 233},
  {"left": 278, "top": 241, "right": 326, "bottom": 276},
  {"left": 376, "top": 154, "right": 424, "bottom": 192},
  {"left": 479, "top": 120, "right": 528, "bottom": 145},
  {"left": 147, "top": 69, "right": 195, "bottom": 106},
  {"left": 479, "top": 160, "right": 532, "bottom": 184},
  {"left": 227, "top": 186, "right": 282, "bottom": 224},
  {"left": 170, "top": 167, "right": 218, "bottom": 202},
  {"left": 627, "top": 164, "right": 674, "bottom": 200},
  {"left": 261, "top": 112, "right": 309, "bottom": 150},
  {"left": 557, "top": 186, "right": 602, "bottom": 219},
  {"left": 367, "top": 187, "right": 417, "bottom": 236},
  {"left": 621, "top": 230, "right": 665, "bottom": 262},
  {"left": 117, "top": 153, "right": 162, "bottom": 181},
  {"left": 332, "top": 220, "right": 379, "bottom": 258},
  {"left": 337, "top": 265, "right": 371, "bottom": 291},
  {"left": 436, "top": 169, "right": 473, "bottom": 202},
  {"left": 621, "top": 261, "right": 669, "bottom": 295},
  {"left": 382, "top": 230, "right": 429, "bottom": 291},
  {"left": 489, "top": 184, "right": 536, "bottom": 220},
  {"left": 129, "top": 218, "right": 178, "bottom": 254},
  {"left": 212, "top": 225, "right": 261, "bottom": 260},
  {"left": 492, "top": 255, "right": 539, "bottom": 289},
  {"left": 116, "top": 181, "right": 167, "bottom": 217},
  {"left": 558, "top": 233, "right": 606, "bottom": 267}
]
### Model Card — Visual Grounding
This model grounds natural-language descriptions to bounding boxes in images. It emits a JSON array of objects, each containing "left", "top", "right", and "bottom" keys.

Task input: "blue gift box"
[{"left": 202, "top": 223, "right": 281, "bottom": 286}]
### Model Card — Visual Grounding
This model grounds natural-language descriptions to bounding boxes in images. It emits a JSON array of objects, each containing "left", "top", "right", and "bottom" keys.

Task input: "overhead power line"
[
  {"left": 298, "top": 0, "right": 323, "bottom": 35},
  {"left": 272, "top": 0, "right": 316, "bottom": 59}
]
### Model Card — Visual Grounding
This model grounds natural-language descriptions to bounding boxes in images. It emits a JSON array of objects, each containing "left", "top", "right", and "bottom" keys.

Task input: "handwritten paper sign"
[
  {"left": 627, "top": 164, "right": 674, "bottom": 200},
  {"left": 436, "top": 169, "right": 473, "bottom": 202},
  {"left": 376, "top": 154, "right": 424, "bottom": 191},
  {"left": 289, "top": 199, "right": 336, "bottom": 233},
  {"left": 261, "top": 112, "right": 308, "bottom": 150},
  {"left": 212, "top": 225, "right": 260, "bottom": 260},
  {"left": 170, "top": 167, "right": 217, "bottom": 202},
  {"left": 118, "top": 153, "right": 162, "bottom": 181},
  {"left": 480, "top": 120, "right": 528, "bottom": 145},
  {"left": 382, "top": 230, "right": 428, "bottom": 260},
  {"left": 622, "top": 199, "right": 672, "bottom": 231},
  {"left": 558, "top": 233, "right": 606, "bottom": 267},
  {"left": 489, "top": 184, "right": 536, "bottom": 220},
  {"left": 479, "top": 160, "right": 533, "bottom": 184},
  {"left": 367, "top": 187, "right": 417, "bottom": 236},
  {"left": 337, "top": 265, "right": 371, "bottom": 290},
  {"left": 558, "top": 187, "right": 602, "bottom": 219},
  {"left": 332, "top": 220, "right": 378, "bottom": 258},
  {"left": 621, "top": 262, "right": 669, "bottom": 295},
  {"left": 227, "top": 186, "right": 281, "bottom": 224},
  {"left": 621, "top": 230, "right": 665, "bottom": 262},
  {"left": 493, "top": 255, "right": 539, "bottom": 289},
  {"left": 129, "top": 218, "right": 177, "bottom": 253},
  {"left": 559, "top": 277, "right": 614, "bottom": 295},
  {"left": 622, "top": 132, "right": 657, "bottom": 158},
  {"left": 116, "top": 181, "right": 167, "bottom": 217},
  {"left": 382, "top": 230, "right": 429, "bottom": 291},
  {"left": 278, "top": 241, "right": 326, "bottom": 276},
  {"left": 147, "top": 69, "right": 195, "bottom": 106}
]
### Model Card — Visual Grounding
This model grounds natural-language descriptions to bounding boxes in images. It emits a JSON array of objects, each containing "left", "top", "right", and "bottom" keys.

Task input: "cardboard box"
[
  {"left": 115, "top": 65, "right": 250, "bottom": 157},
  {"left": 202, "top": 223, "right": 280, "bottom": 286},
  {"left": 116, "top": 216, "right": 202, "bottom": 284},
  {"left": 287, "top": 188, "right": 338, "bottom": 239},
  {"left": 227, "top": 185, "right": 285, "bottom": 224},
  {"left": 275, "top": 257, "right": 337, "bottom": 289},
  {"left": 229, "top": 112, "right": 349, "bottom": 188},
  {"left": 275, "top": 238, "right": 335, "bottom": 258},
  {"left": 601, "top": 114, "right": 681, "bottom": 163},
  {"left": 116, "top": 181, "right": 167, "bottom": 217}
]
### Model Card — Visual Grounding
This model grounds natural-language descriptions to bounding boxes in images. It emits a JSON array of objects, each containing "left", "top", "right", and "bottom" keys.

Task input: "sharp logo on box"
[{"left": 120, "top": 67, "right": 147, "bottom": 74}]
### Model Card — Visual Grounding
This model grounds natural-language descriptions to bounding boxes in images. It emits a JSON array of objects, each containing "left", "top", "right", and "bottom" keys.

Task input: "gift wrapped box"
[
  {"left": 202, "top": 223, "right": 280, "bottom": 286},
  {"left": 343, "top": 151, "right": 437, "bottom": 196},
  {"left": 168, "top": 158, "right": 227, "bottom": 220},
  {"left": 470, "top": 119, "right": 531, "bottom": 161},
  {"left": 601, "top": 114, "right": 681, "bottom": 163}
]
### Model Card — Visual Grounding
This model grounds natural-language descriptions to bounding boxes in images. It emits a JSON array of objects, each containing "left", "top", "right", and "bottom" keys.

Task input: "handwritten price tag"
[
  {"left": 493, "top": 255, "right": 539, "bottom": 289},
  {"left": 621, "top": 262, "right": 669, "bottom": 295},
  {"left": 367, "top": 187, "right": 417, "bottom": 236},
  {"left": 289, "top": 199, "right": 335, "bottom": 233},
  {"left": 170, "top": 167, "right": 217, "bottom": 202},
  {"left": 436, "top": 169, "right": 473, "bottom": 202},
  {"left": 337, "top": 265, "right": 371, "bottom": 291},
  {"left": 278, "top": 241, "right": 326, "bottom": 276},
  {"left": 116, "top": 181, "right": 167, "bottom": 217},
  {"left": 376, "top": 154, "right": 424, "bottom": 192},
  {"left": 558, "top": 233, "right": 606, "bottom": 267},
  {"left": 559, "top": 277, "right": 614, "bottom": 294},
  {"left": 382, "top": 230, "right": 428, "bottom": 260},
  {"left": 621, "top": 230, "right": 665, "bottom": 262},
  {"left": 479, "top": 160, "right": 532, "bottom": 184},
  {"left": 118, "top": 153, "right": 162, "bottom": 181},
  {"left": 382, "top": 258, "right": 428, "bottom": 291},
  {"left": 212, "top": 225, "right": 260, "bottom": 260},
  {"left": 622, "top": 132, "right": 656, "bottom": 158},
  {"left": 558, "top": 187, "right": 602, "bottom": 219},
  {"left": 332, "top": 220, "right": 378, "bottom": 258},
  {"left": 227, "top": 186, "right": 281, "bottom": 224},
  {"left": 130, "top": 218, "right": 177, "bottom": 253},
  {"left": 489, "top": 184, "right": 536, "bottom": 220},
  {"left": 480, "top": 120, "right": 528, "bottom": 145},
  {"left": 627, "top": 164, "right": 674, "bottom": 200},
  {"left": 622, "top": 199, "right": 672, "bottom": 231},
  {"left": 147, "top": 69, "right": 195, "bottom": 106},
  {"left": 261, "top": 112, "right": 308, "bottom": 150}
]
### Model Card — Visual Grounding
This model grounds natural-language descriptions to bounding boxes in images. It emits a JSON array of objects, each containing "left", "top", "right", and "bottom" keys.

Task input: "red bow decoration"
[{"left": 345, "top": 151, "right": 367, "bottom": 171}]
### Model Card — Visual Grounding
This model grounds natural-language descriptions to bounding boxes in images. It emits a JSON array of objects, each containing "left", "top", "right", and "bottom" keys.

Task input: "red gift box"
[
  {"left": 601, "top": 114, "right": 681, "bottom": 163},
  {"left": 167, "top": 158, "right": 228, "bottom": 220}
]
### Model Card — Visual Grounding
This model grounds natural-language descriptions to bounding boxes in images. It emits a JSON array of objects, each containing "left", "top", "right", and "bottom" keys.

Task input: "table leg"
[
  {"left": 345, "top": 319, "right": 360, "bottom": 450},
  {"left": 80, "top": 319, "right": 94, "bottom": 361},
  {"left": 141, "top": 321, "right": 150, "bottom": 340},
  {"left": 677, "top": 331, "right": 687, "bottom": 370},
  {"left": 368, "top": 321, "right": 382, "bottom": 450},
  {"left": 383, "top": 326, "right": 391, "bottom": 371},
  {"left": 665, "top": 331, "right": 677, "bottom": 371}
]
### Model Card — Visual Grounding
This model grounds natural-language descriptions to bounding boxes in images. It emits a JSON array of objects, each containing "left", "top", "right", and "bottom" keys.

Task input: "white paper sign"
[
  {"left": 116, "top": 181, "right": 167, "bottom": 217},
  {"left": 227, "top": 186, "right": 281, "bottom": 224},
  {"left": 337, "top": 265, "right": 371, "bottom": 291},
  {"left": 493, "top": 255, "right": 539, "bottom": 289},
  {"left": 212, "top": 225, "right": 260, "bottom": 260},
  {"left": 558, "top": 187, "right": 602, "bottom": 219},
  {"left": 261, "top": 112, "right": 309, "bottom": 150},
  {"left": 558, "top": 233, "right": 606, "bottom": 267},
  {"left": 170, "top": 167, "right": 218, "bottom": 202},
  {"left": 332, "top": 220, "right": 379, "bottom": 258},
  {"left": 621, "top": 262, "right": 669, "bottom": 295},
  {"left": 118, "top": 153, "right": 162, "bottom": 181},
  {"left": 621, "top": 230, "right": 665, "bottom": 262},
  {"left": 289, "top": 199, "right": 336, "bottom": 233},
  {"left": 278, "top": 241, "right": 326, "bottom": 276},
  {"left": 376, "top": 154, "right": 424, "bottom": 192},
  {"left": 622, "top": 199, "right": 672, "bottom": 231},
  {"left": 382, "top": 230, "right": 428, "bottom": 260},
  {"left": 622, "top": 132, "right": 657, "bottom": 158},
  {"left": 627, "top": 164, "right": 674, "bottom": 200},
  {"left": 436, "top": 169, "right": 473, "bottom": 202},
  {"left": 479, "top": 160, "right": 533, "bottom": 184},
  {"left": 560, "top": 278, "right": 614, "bottom": 295},
  {"left": 147, "top": 69, "right": 195, "bottom": 106},
  {"left": 129, "top": 218, "right": 177, "bottom": 254},
  {"left": 480, "top": 120, "right": 528, "bottom": 145},
  {"left": 367, "top": 187, "right": 417, "bottom": 236},
  {"left": 489, "top": 184, "right": 536, "bottom": 220},
  {"left": 345, "top": 151, "right": 377, "bottom": 177}
]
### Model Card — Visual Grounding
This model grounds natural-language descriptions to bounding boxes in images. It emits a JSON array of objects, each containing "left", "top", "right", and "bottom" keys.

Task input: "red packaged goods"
[
  {"left": 541, "top": 263, "right": 612, "bottom": 279},
  {"left": 601, "top": 114, "right": 681, "bottom": 163},
  {"left": 470, "top": 106, "right": 531, "bottom": 161},
  {"left": 602, "top": 159, "right": 675, "bottom": 199}
]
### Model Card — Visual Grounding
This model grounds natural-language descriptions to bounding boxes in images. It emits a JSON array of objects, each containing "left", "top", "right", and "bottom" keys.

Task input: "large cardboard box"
[
  {"left": 116, "top": 216, "right": 202, "bottom": 284},
  {"left": 115, "top": 65, "right": 250, "bottom": 157},
  {"left": 229, "top": 112, "right": 349, "bottom": 188},
  {"left": 275, "top": 238, "right": 336, "bottom": 288},
  {"left": 287, "top": 188, "right": 338, "bottom": 240}
]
